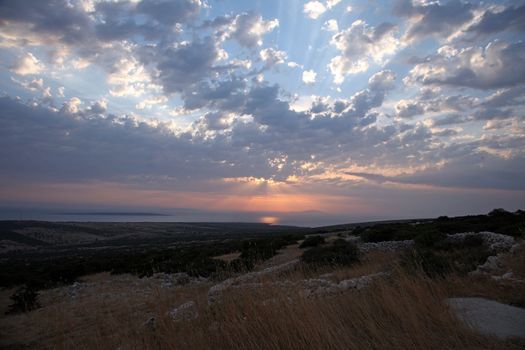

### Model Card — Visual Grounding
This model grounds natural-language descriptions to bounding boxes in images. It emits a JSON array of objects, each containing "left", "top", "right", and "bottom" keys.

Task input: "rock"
[
  {"left": 447, "top": 297, "right": 525, "bottom": 339},
  {"left": 68, "top": 281, "right": 86, "bottom": 300},
  {"left": 448, "top": 232, "right": 515, "bottom": 253},
  {"left": 153, "top": 272, "right": 192, "bottom": 289},
  {"left": 207, "top": 259, "right": 300, "bottom": 304},
  {"left": 479, "top": 255, "right": 501, "bottom": 272},
  {"left": 359, "top": 240, "right": 413, "bottom": 252},
  {"left": 300, "top": 271, "right": 390, "bottom": 298},
  {"left": 169, "top": 301, "right": 198, "bottom": 322}
]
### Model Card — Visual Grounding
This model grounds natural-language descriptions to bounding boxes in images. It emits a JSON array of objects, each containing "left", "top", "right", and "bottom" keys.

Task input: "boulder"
[{"left": 447, "top": 298, "right": 525, "bottom": 339}]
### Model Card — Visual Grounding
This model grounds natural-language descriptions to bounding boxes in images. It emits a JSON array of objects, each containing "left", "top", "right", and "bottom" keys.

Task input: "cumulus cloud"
[
  {"left": 406, "top": 40, "right": 525, "bottom": 89},
  {"left": 11, "top": 53, "right": 44, "bottom": 75},
  {"left": 229, "top": 12, "right": 279, "bottom": 48},
  {"left": 135, "top": 0, "right": 202, "bottom": 26},
  {"left": 329, "top": 21, "right": 400, "bottom": 83},
  {"left": 304, "top": 0, "right": 341, "bottom": 19},
  {"left": 322, "top": 19, "right": 339, "bottom": 32},
  {"left": 154, "top": 37, "right": 223, "bottom": 94},
  {"left": 395, "top": 100, "right": 425, "bottom": 119},
  {"left": 0, "top": 70, "right": 403, "bottom": 184},
  {"left": 304, "top": 1, "right": 327, "bottom": 19},
  {"left": 302, "top": 70, "right": 317, "bottom": 84},
  {"left": 260, "top": 48, "right": 287, "bottom": 68},
  {"left": 11, "top": 77, "right": 51, "bottom": 97}
]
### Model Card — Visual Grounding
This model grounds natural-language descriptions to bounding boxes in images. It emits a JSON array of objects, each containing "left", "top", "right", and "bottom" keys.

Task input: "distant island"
[{"left": 59, "top": 212, "right": 170, "bottom": 216}]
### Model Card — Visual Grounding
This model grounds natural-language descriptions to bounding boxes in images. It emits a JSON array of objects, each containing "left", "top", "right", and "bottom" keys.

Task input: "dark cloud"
[
  {"left": 467, "top": 4, "right": 525, "bottom": 36},
  {"left": 181, "top": 77, "right": 247, "bottom": 110},
  {"left": 430, "top": 114, "right": 469, "bottom": 126},
  {"left": 154, "top": 37, "right": 223, "bottom": 94},
  {"left": 395, "top": 0, "right": 476, "bottom": 41},
  {"left": 0, "top": 70, "right": 406, "bottom": 184},
  {"left": 135, "top": 0, "right": 201, "bottom": 26},
  {"left": 482, "top": 86, "right": 525, "bottom": 108},
  {"left": 202, "top": 12, "right": 279, "bottom": 48},
  {"left": 348, "top": 152, "right": 525, "bottom": 191},
  {"left": 0, "top": 0, "right": 92, "bottom": 44}
]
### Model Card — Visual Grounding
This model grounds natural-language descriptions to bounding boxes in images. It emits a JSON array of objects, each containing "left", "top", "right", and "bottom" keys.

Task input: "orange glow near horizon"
[
  {"left": 3, "top": 176, "right": 519, "bottom": 219},
  {"left": 259, "top": 216, "right": 279, "bottom": 224},
  {"left": 0, "top": 179, "right": 365, "bottom": 215}
]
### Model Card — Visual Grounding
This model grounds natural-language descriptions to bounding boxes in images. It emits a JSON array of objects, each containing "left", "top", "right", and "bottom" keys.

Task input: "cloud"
[
  {"left": 482, "top": 86, "right": 525, "bottom": 108},
  {"left": 329, "top": 21, "right": 400, "bottom": 83},
  {"left": 322, "top": 19, "right": 339, "bottom": 32},
  {"left": 467, "top": 4, "right": 525, "bottom": 36},
  {"left": 395, "top": 0, "right": 476, "bottom": 42},
  {"left": 395, "top": 100, "right": 425, "bottom": 119},
  {"left": 406, "top": 40, "right": 525, "bottom": 89},
  {"left": 11, "top": 77, "right": 51, "bottom": 97},
  {"left": 428, "top": 114, "right": 469, "bottom": 127},
  {"left": 135, "top": 0, "right": 202, "bottom": 26},
  {"left": 154, "top": 37, "right": 224, "bottom": 94},
  {"left": 0, "top": 0, "right": 92, "bottom": 46},
  {"left": 304, "top": 0, "right": 341, "bottom": 19},
  {"left": 11, "top": 53, "right": 44, "bottom": 75},
  {"left": 230, "top": 12, "right": 279, "bottom": 48},
  {"left": 302, "top": 70, "right": 317, "bottom": 84},
  {"left": 0, "top": 70, "right": 401, "bottom": 185},
  {"left": 260, "top": 48, "right": 287, "bottom": 68},
  {"left": 304, "top": 1, "right": 327, "bottom": 19},
  {"left": 349, "top": 152, "right": 525, "bottom": 191}
]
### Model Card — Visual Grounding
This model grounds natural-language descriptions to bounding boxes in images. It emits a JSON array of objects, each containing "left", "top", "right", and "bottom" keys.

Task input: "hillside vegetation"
[{"left": 0, "top": 209, "right": 524, "bottom": 349}]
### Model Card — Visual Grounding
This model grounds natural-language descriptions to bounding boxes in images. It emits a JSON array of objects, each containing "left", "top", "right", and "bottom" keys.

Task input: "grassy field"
[
  {"left": 1, "top": 210, "right": 524, "bottom": 349},
  {"left": 1, "top": 244, "right": 524, "bottom": 349}
]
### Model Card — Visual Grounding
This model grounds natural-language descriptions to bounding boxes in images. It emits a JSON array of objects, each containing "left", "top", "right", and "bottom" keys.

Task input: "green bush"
[
  {"left": 299, "top": 235, "right": 325, "bottom": 248},
  {"left": 302, "top": 239, "right": 359, "bottom": 267}
]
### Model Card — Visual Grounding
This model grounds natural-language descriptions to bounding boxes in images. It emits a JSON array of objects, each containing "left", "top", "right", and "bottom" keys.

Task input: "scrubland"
[{"left": 1, "top": 210, "right": 524, "bottom": 349}]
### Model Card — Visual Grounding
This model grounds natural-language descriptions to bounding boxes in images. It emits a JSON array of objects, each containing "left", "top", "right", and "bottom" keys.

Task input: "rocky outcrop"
[
  {"left": 147, "top": 272, "right": 208, "bottom": 289},
  {"left": 359, "top": 240, "right": 414, "bottom": 252},
  {"left": 207, "top": 259, "right": 300, "bottom": 304},
  {"left": 448, "top": 232, "right": 515, "bottom": 253},
  {"left": 300, "top": 272, "right": 390, "bottom": 298},
  {"left": 207, "top": 269, "right": 390, "bottom": 304}
]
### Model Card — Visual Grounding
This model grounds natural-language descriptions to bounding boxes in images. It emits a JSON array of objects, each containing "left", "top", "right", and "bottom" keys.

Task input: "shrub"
[
  {"left": 361, "top": 227, "right": 396, "bottom": 242},
  {"left": 414, "top": 230, "right": 446, "bottom": 249},
  {"left": 6, "top": 285, "right": 40, "bottom": 314},
  {"left": 299, "top": 235, "right": 325, "bottom": 248},
  {"left": 461, "top": 235, "right": 484, "bottom": 248},
  {"left": 402, "top": 249, "right": 450, "bottom": 278},
  {"left": 302, "top": 239, "right": 359, "bottom": 267}
]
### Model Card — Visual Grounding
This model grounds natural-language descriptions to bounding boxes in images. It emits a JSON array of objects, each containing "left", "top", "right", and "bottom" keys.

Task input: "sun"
[{"left": 259, "top": 216, "right": 279, "bottom": 224}]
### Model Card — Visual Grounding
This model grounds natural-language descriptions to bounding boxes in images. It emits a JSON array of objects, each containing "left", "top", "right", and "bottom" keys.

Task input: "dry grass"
[
  {"left": 1, "top": 247, "right": 523, "bottom": 349},
  {"left": 212, "top": 251, "right": 242, "bottom": 263}
]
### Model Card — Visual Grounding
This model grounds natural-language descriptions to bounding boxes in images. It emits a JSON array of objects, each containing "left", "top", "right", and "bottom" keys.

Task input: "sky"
[{"left": 0, "top": 0, "right": 524, "bottom": 226}]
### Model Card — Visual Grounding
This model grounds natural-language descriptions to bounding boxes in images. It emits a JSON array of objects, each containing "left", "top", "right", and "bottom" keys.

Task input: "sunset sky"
[{"left": 0, "top": 0, "right": 524, "bottom": 225}]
